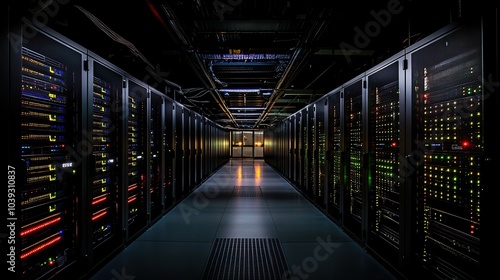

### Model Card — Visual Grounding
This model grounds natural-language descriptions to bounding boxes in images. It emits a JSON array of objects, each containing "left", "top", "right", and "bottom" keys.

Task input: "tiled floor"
[{"left": 89, "top": 159, "right": 398, "bottom": 280}]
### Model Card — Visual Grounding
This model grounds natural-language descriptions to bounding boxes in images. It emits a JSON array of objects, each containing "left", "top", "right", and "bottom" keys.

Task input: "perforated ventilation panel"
[{"left": 202, "top": 238, "right": 289, "bottom": 280}]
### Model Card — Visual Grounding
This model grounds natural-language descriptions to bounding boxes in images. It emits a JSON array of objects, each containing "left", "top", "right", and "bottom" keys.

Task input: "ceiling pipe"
[
  {"left": 159, "top": 3, "right": 238, "bottom": 127},
  {"left": 254, "top": 11, "right": 331, "bottom": 127},
  {"left": 191, "top": 53, "right": 238, "bottom": 127}
]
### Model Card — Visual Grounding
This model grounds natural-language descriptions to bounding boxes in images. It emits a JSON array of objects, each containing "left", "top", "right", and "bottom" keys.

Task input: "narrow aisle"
[{"left": 89, "top": 159, "right": 398, "bottom": 280}]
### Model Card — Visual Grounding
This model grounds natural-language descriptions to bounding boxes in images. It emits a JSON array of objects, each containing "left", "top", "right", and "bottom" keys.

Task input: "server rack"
[
  {"left": 164, "top": 98, "right": 174, "bottom": 209},
  {"left": 222, "top": 130, "right": 230, "bottom": 166},
  {"left": 285, "top": 119, "right": 291, "bottom": 179},
  {"left": 87, "top": 59, "right": 125, "bottom": 267},
  {"left": 284, "top": 122, "right": 290, "bottom": 177},
  {"left": 281, "top": 127, "right": 286, "bottom": 172},
  {"left": 205, "top": 124, "right": 212, "bottom": 173},
  {"left": 189, "top": 112, "right": 196, "bottom": 188},
  {"left": 316, "top": 101, "right": 327, "bottom": 209},
  {"left": 342, "top": 79, "right": 365, "bottom": 241},
  {"left": 302, "top": 109, "right": 309, "bottom": 192},
  {"left": 125, "top": 79, "right": 148, "bottom": 241},
  {"left": 183, "top": 109, "right": 191, "bottom": 192},
  {"left": 194, "top": 114, "right": 201, "bottom": 185},
  {"left": 365, "top": 60, "right": 404, "bottom": 270},
  {"left": 295, "top": 113, "right": 301, "bottom": 186},
  {"left": 212, "top": 125, "right": 217, "bottom": 171},
  {"left": 149, "top": 90, "right": 165, "bottom": 222},
  {"left": 197, "top": 116, "right": 202, "bottom": 180},
  {"left": 290, "top": 115, "right": 297, "bottom": 185},
  {"left": 203, "top": 121, "right": 210, "bottom": 178},
  {"left": 174, "top": 105, "right": 184, "bottom": 198},
  {"left": 306, "top": 105, "right": 315, "bottom": 197},
  {"left": 326, "top": 92, "right": 342, "bottom": 221},
  {"left": 408, "top": 21, "right": 482, "bottom": 279},
  {"left": 208, "top": 124, "right": 214, "bottom": 174},
  {"left": 296, "top": 111, "right": 303, "bottom": 188},
  {"left": 186, "top": 111, "right": 192, "bottom": 188},
  {"left": 15, "top": 31, "right": 84, "bottom": 280}
]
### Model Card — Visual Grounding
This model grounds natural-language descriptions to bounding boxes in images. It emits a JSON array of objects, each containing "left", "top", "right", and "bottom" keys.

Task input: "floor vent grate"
[{"left": 202, "top": 238, "right": 289, "bottom": 280}]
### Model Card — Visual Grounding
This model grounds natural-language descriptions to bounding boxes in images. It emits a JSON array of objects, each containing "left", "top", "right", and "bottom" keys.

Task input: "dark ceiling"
[{"left": 17, "top": 0, "right": 475, "bottom": 129}]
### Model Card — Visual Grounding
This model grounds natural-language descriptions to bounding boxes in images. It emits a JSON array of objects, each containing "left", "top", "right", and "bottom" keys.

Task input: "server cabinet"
[
  {"left": 205, "top": 123, "right": 211, "bottom": 173},
  {"left": 199, "top": 117, "right": 206, "bottom": 180},
  {"left": 280, "top": 127, "right": 284, "bottom": 170},
  {"left": 213, "top": 127, "right": 218, "bottom": 168},
  {"left": 306, "top": 106, "right": 315, "bottom": 196},
  {"left": 213, "top": 125, "right": 217, "bottom": 170},
  {"left": 202, "top": 120, "right": 208, "bottom": 178},
  {"left": 13, "top": 30, "right": 84, "bottom": 280},
  {"left": 174, "top": 104, "right": 183, "bottom": 198},
  {"left": 342, "top": 80, "right": 365, "bottom": 240},
  {"left": 212, "top": 125, "right": 217, "bottom": 171},
  {"left": 189, "top": 111, "right": 196, "bottom": 188},
  {"left": 366, "top": 61, "right": 404, "bottom": 269},
  {"left": 182, "top": 109, "right": 191, "bottom": 192},
  {"left": 125, "top": 80, "right": 148, "bottom": 240},
  {"left": 289, "top": 115, "right": 296, "bottom": 183},
  {"left": 164, "top": 98, "right": 174, "bottom": 208},
  {"left": 284, "top": 120, "right": 291, "bottom": 178},
  {"left": 409, "top": 22, "right": 482, "bottom": 279},
  {"left": 282, "top": 123, "right": 289, "bottom": 175},
  {"left": 216, "top": 129, "right": 222, "bottom": 166},
  {"left": 295, "top": 113, "right": 301, "bottom": 186},
  {"left": 326, "top": 92, "right": 342, "bottom": 221},
  {"left": 149, "top": 91, "right": 164, "bottom": 221},
  {"left": 316, "top": 100, "right": 327, "bottom": 208},
  {"left": 301, "top": 109, "right": 310, "bottom": 192},
  {"left": 87, "top": 59, "right": 124, "bottom": 266},
  {"left": 296, "top": 111, "right": 303, "bottom": 188},
  {"left": 195, "top": 114, "right": 201, "bottom": 185}
]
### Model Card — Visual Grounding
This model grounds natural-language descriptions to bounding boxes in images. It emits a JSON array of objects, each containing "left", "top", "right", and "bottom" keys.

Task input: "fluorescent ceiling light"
[
  {"left": 219, "top": 88, "right": 260, "bottom": 93},
  {"left": 228, "top": 107, "right": 265, "bottom": 110},
  {"left": 231, "top": 112, "right": 261, "bottom": 116}
]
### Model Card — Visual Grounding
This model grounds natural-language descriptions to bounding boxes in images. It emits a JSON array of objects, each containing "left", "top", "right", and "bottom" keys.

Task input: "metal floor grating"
[
  {"left": 202, "top": 238, "right": 290, "bottom": 280},
  {"left": 233, "top": 186, "right": 262, "bottom": 197}
]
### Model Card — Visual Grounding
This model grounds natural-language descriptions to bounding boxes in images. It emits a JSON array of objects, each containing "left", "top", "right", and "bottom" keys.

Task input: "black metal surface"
[{"left": 202, "top": 238, "right": 289, "bottom": 280}]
